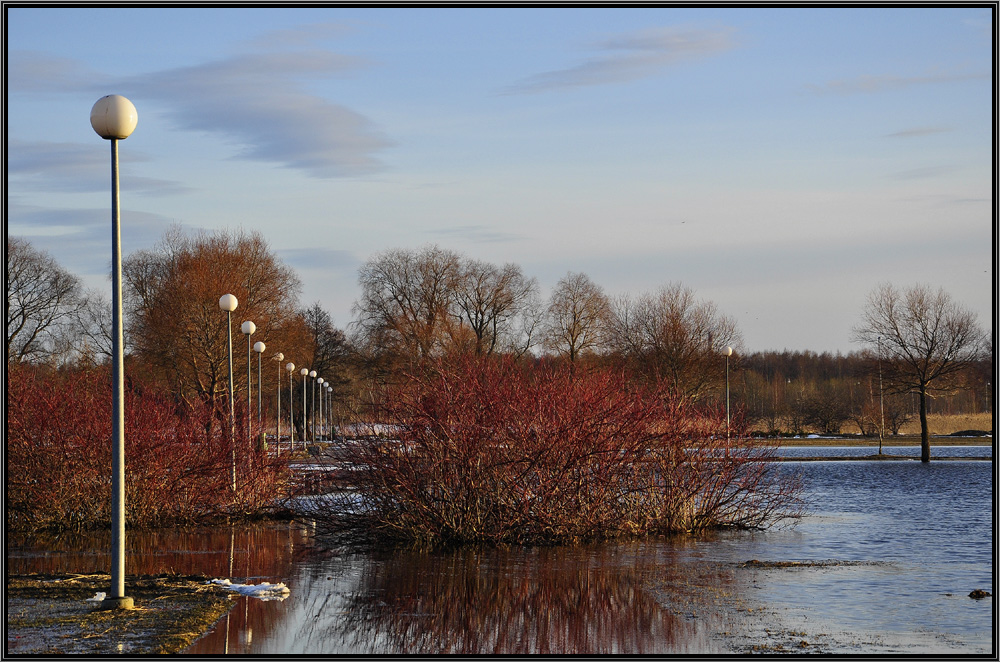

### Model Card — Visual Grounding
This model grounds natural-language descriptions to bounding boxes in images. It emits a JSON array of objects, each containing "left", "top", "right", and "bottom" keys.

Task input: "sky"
[{"left": 6, "top": 6, "right": 994, "bottom": 353}]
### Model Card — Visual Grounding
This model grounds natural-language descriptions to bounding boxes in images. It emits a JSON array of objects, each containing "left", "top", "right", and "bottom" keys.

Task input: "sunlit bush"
[
  {"left": 6, "top": 365, "right": 290, "bottom": 532},
  {"left": 308, "top": 356, "right": 801, "bottom": 546}
]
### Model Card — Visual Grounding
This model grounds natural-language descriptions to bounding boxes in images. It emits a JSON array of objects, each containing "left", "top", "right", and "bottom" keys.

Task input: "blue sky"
[{"left": 6, "top": 6, "right": 993, "bottom": 353}]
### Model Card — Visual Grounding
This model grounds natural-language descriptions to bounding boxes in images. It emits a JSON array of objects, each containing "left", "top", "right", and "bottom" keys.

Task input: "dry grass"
[{"left": 898, "top": 413, "right": 993, "bottom": 436}]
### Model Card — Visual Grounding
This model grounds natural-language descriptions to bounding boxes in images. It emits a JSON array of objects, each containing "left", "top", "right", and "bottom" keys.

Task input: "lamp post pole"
[
  {"left": 327, "top": 384, "right": 334, "bottom": 439},
  {"left": 300, "top": 368, "right": 309, "bottom": 449},
  {"left": 317, "top": 377, "right": 325, "bottom": 440},
  {"left": 274, "top": 353, "right": 284, "bottom": 453},
  {"left": 286, "top": 362, "right": 296, "bottom": 452},
  {"left": 254, "top": 341, "right": 266, "bottom": 448},
  {"left": 241, "top": 321, "right": 256, "bottom": 441},
  {"left": 219, "top": 295, "right": 239, "bottom": 490},
  {"left": 877, "top": 336, "right": 885, "bottom": 455},
  {"left": 724, "top": 346, "right": 733, "bottom": 441},
  {"left": 309, "top": 370, "right": 318, "bottom": 444},
  {"left": 91, "top": 95, "right": 137, "bottom": 611}
]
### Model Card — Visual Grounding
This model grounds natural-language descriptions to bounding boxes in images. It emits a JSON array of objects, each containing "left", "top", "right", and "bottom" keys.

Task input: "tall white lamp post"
[
  {"left": 317, "top": 377, "right": 325, "bottom": 440},
  {"left": 241, "top": 321, "right": 256, "bottom": 440},
  {"left": 254, "top": 341, "right": 266, "bottom": 443},
  {"left": 91, "top": 94, "right": 137, "bottom": 611},
  {"left": 300, "top": 368, "right": 309, "bottom": 448},
  {"left": 286, "top": 362, "right": 296, "bottom": 452},
  {"left": 724, "top": 346, "right": 733, "bottom": 440},
  {"left": 877, "top": 336, "right": 885, "bottom": 455},
  {"left": 309, "top": 370, "right": 318, "bottom": 444},
  {"left": 273, "top": 353, "right": 284, "bottom": 453},
  {"left": 327, "top": 384, "right": 334, "bottom": 439},
  {"left": 219, "top": 294, "right": 239, "bottom": 490}
]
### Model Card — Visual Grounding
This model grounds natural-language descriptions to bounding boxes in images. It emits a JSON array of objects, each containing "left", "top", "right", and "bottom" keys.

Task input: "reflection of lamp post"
[
  {"left": 273, "top": 353, "right": 284, "bottom": 452},
  {"left": 241, "top": 321, "right": 256, "bottom": 439},
  {"left": 300, "top": 368, "right": 309, "bottom": 448},
  {"left": 723, "top": 346, "right": 733, "bottom": 440},
  {"left": 219, "top": 295, "right": 239, "bottom": 490},
  {"left": 91, "top": 94, "right": 137, "bottom": 611}
]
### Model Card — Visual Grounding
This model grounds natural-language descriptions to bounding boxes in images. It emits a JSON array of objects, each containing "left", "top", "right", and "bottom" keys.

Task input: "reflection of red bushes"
[
  {"left": 317, "top": 356, "right": 801, "bottom": 546},
  {"left": 6, "top": 365, "right": 290, "bottom": 532}
]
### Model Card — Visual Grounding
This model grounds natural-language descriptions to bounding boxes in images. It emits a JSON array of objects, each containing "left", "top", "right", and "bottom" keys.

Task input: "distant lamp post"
[
  {"left": 877, "top": 336, "right": 885, "bottom": 455},
  {"left": 241, "top": 321, "right": 256, "bottom": 439},
  {"left": 219, "top": 294, "right": 239, "bottom": 490},
  {"left": 300, "top": 368, "right": 309, "bottom": 448},
  {"left": 285, "top": 362, "right": 296, "bottom": 452},
  {"left": 309, "top": 370, "right": 318, "bottom": 443},
  {"left": 274, "top": 353, "right": 284, "bottom": 453},
  {"left": 254, "top": 341, "right": 266, "bottom": 440},
  {"left": 91, "top": 94, "right": 138, "bottom": 611},
  {"left": 317, "top": 378, "right": 325, "bottom": 440},
  {"left": 723, "top": 346, "right": 734, "bottom": 440},
  {"left": 327, "top": 384, "right": 334, "bottom": 439}
]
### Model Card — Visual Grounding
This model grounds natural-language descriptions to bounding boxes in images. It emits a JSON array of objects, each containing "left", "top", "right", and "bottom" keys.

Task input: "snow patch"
[{"left": 207, "top": 578, "right": 290, "bottom": 601}]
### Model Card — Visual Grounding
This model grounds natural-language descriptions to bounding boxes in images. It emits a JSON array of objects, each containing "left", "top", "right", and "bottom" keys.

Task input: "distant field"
[
  {"left": 756, "top": 413, "right": 992, "bottom": 444},
  {"left": 896, "top": 413, "right": 993, "bottom": 436}
]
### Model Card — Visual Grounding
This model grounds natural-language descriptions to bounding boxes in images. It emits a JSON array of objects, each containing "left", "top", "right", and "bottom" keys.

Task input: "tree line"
[
  {"left": 7, "top": 230, "right": 992, "bottom": 446},
  {"left": 6, "top": 228, "right": 990, "bottom": 532}
]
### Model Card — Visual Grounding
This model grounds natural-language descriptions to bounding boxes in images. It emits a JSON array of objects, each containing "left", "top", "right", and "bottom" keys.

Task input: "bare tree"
[
  {"left": 123, "top": 227, "right": 304, "bottom": 420},
  {"left": 6, "top": 237, "right": 83, "bottom": 363},
  {"left": 853, "top": 283, "right": 988, "bottom": 462},
  {"left": 352, "top": 245, "right": 462, "bottom": 363},
  {"left": 606, "top": 283, "right": 742, "bottom": 399},
  {"left": 452, "top": 260, "right": 539, "bottom": 356},
  {"left": 542, "top": 272, "right": 610, "bottom": 362}
]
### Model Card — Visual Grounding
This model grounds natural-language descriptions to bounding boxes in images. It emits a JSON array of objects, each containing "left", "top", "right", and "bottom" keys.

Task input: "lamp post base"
[{"left": 99, "top": 596, "right": 134, "bottom": 610}]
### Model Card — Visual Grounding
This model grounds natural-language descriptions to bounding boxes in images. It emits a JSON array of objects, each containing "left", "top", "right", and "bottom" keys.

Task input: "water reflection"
[
  {"left": 9, "top": 459, "right": 993, "bottom": 655},
  {"left": 6, "top": 521, "right": 312, "bottom": 580},
  {"left": 188, "top": 540, "right": 740, "bottom": 655}
]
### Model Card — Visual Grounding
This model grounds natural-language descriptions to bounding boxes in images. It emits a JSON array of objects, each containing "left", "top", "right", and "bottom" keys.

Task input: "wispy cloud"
[
  {"left": 9, "top": 25, "right": 392, "bottom": 179},
  {"left": 807, "top": 71, "right": 987, "bottom": 95},
  {"left": 278, "top": 247, "right": 359, "bottom": 271},
  {"left": 885, "top": 126, "right": 951, "bottom": 138},
  {"left": 428, "top": 224, "right": 524, "bottom": 243},
  {"left": 8, "top": 139, "right": 191, "bottom": 195},
  {"left": 124, "top": 50, "right": 391, "bottom": 178},
  {"left": 891, "top": 165, "right": 956, "bottom": 180},
  {"left": 7, "top": 204, "right": 179, "bottom": 277},
  {"left": 503, "top": 25, "right": 737, "bottom": 94},
  {"left": 7, "top": 50, "right": 109, "bottom": 94}
]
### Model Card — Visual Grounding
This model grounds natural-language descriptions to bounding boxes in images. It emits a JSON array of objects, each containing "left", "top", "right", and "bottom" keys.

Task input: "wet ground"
[{"left": 6, "top": 573, "right": 235, "bottom": 655}]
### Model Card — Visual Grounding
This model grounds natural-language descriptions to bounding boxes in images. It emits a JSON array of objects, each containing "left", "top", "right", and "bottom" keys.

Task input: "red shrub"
[
  {"left": 6, "top": 365, "right": 290, "bottom": 532},
  {"left": 311, "top": 356, "right": 801, "bottom": 546}
]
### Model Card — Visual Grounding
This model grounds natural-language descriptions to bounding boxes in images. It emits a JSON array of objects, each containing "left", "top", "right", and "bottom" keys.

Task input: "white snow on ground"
[{"left": 206, "top": 578, "right": 290, "bottom": 601}]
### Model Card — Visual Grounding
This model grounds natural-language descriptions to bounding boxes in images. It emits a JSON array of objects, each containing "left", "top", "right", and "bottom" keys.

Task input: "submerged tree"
[{"left": 853, "top": 283, "right": 988, "bottom": 462}]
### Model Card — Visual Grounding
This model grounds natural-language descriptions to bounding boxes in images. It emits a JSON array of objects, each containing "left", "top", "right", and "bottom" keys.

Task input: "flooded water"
[{"left": 7, "top": 448, "right": 993, "bottom": 654}]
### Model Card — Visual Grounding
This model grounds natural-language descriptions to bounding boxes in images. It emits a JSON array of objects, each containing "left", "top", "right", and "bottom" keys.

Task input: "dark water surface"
[{"left": 7, "top": 452, "right": 993, "bottom": 654}]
